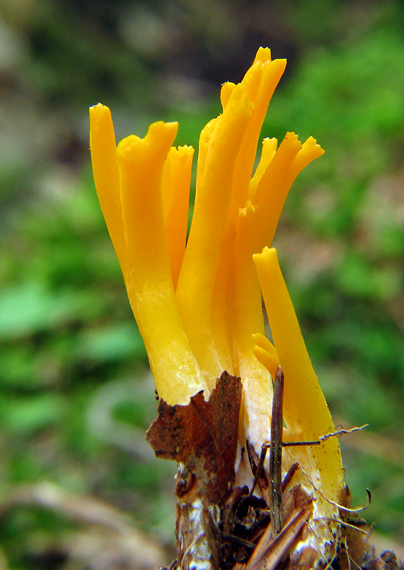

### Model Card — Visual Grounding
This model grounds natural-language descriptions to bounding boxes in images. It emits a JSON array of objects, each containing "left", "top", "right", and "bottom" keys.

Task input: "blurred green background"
[{"left": 0, "top": 0, "right": 404, "bottom": 567}]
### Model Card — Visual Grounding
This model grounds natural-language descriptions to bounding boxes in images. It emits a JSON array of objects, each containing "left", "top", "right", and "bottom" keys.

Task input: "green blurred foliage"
[{"left": 0, "top": 0, "right": 404, "bottom": 567}]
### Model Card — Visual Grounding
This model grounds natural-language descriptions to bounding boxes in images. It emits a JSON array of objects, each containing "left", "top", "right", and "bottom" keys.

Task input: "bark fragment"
[{"left": 146, "top": 371, "right": 242, "bottom": 506}]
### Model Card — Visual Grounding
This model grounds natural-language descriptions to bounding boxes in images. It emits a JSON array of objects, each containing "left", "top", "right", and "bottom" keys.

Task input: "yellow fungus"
[{"left": 89, "top": 50, "right": 344, "bottom": 549}]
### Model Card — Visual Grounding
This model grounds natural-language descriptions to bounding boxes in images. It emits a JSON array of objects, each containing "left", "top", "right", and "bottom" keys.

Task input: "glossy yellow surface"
[{"left": 254, "top": 247, "right": 343, "bottom": 501}]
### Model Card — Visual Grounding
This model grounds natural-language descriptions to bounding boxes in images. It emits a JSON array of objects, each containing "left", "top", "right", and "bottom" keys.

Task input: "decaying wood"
[
  {"left": 147, "top": 370, "right": 402, "bottom": 570},
  {"left": 146, "top": 370, "right": 319, "bottom": 569},
  {"left": 176, "top": 492, "right": 221, "bottom": 570},
  {"left": 147, "top": 372, "right": 242, "bottom": 568}
]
